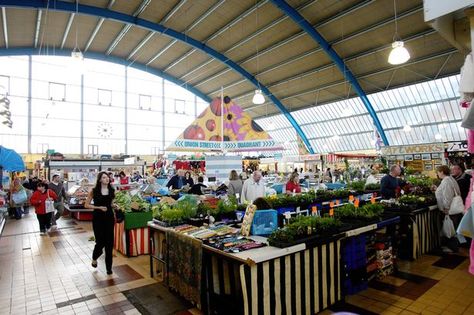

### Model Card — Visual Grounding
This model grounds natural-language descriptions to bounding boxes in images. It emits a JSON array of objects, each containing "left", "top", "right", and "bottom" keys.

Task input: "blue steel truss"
[
  {"left": 0, "top": 0, "right": 315, "bottom": 153},
  {"left": 270, "top": 0, "right": 389, "bottom": 145}
]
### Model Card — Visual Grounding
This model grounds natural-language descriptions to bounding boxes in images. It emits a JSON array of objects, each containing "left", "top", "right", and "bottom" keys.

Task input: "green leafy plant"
[
  {"left": 364, "top": 183, "right": 381, "bottom": 191},
  {"left": 114, "top": 191, "right": 132, "bottom": 212},
  {"left": 217, "top": 196, "right": 238, "bottom": 214},
  {"left": 347, "top": 180, "right": 366, "bottom": 192},
  {"left": 332, "top": 189, "right": 351, "bottom": 199}
]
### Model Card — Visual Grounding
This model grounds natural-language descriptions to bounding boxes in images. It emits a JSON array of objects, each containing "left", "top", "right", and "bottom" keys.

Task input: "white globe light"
[
  {"left": 267, "top": 121, "right": 275, "bottom": 130},
  {"left": 403, "top": 125, "right": 412, "bottom": 132},
  {"left": 388, "top": 41, "right": 410, "bottom": 65},
  {"left": 435, "top": 133, "right": 442, "bottom": 140},
  {"left": 252, "top": 89, "right": 265, "bottom": 105}
]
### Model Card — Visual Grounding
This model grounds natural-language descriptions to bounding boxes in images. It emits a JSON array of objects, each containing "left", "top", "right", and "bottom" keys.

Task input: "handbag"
[
  {"left": 449, "top": 179, "right": 465, "bottom": 215},
  {"left": 462, "top": 99, "right": 474, "bottom": 130},
  {"left": 45, "top": 190, "right": 55, "bottom": 213},
  {"left": 441, "top": 215, "right": 456, "bottom": 238},
  {"left": 12, "top": 189, "right": 27, "bottom": 205}
]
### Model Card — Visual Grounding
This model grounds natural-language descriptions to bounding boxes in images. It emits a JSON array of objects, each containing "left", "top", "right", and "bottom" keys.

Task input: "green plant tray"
[{"left": 124, "top": 211, "right": 153, "bottom": 230}]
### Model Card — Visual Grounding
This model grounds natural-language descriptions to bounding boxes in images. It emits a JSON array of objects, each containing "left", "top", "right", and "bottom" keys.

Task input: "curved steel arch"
[
  {"left": 270, "top": 0, "right": 389, "bottom": 146},
  {"left": 0, "top": 0, "right": 315, "bottom": 154},
  {"left": 0, "top": 47, "right": 212, "bottom": 103}
]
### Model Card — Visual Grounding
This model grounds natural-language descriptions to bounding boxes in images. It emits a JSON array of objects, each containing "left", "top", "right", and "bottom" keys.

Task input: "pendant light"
[
  {"left": 71, "top": 1, "right": 84, "bottom": 63},
  {"left": 252, "top": 1, "right": 265, "bottom": 105},
  {"left": 388, "top": 0, "right": 410, "bottom": 65}
]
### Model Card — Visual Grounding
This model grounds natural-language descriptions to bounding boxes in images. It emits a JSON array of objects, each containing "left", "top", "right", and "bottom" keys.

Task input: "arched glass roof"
[{"left": 256, "top": 74, "right": 465, "bottom": 155}]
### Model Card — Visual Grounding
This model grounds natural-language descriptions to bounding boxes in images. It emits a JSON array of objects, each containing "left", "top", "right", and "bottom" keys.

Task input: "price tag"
[
  {"left": 312, "top": 206, "right": 317, "bottom": 214},
  {"left": 354, "top": 198, "right": 360, "bottom": 208},
  {"left": 284, "top": 212, "right": 291, "bottom": 220},
  {"left": 329, "top": 208, "right": 334, "bottom": 217},
  {"left": 349, "top": 195, "right": 354, "bottom": 202},
  {"left": 336, "top": 199, "right": 340, "bottom": 205},
  {"left": 329, "top": 201, "right": 334, "bottom": 208},
  {"left": 370, "top": 196, "right": 376, "bottom": 204}
]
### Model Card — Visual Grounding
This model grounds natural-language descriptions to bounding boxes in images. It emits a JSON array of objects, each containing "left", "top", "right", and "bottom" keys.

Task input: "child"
[{"left": 30, "top": 182, "right": 58, "bottom": 235}]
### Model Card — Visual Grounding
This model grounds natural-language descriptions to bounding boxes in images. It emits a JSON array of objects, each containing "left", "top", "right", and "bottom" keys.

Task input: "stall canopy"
[
  {"left": 0, "top": 145, "right": 25, "bottom": 171},
  {"left": 167, "top": 96, "right": 282, "bottom": 152}
]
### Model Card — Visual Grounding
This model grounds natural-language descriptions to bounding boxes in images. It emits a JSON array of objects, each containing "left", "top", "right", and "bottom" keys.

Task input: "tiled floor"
[{"left": 1, "top": 212, "right": 474, "bottom": 315}]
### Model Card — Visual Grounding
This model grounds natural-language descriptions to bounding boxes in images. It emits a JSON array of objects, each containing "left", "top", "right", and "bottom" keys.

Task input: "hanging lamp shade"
[
  {"left": 388, "top": 41, "right": 410, "bottom": 65},
  {"left": 252, "top": 89, "right": 265, "bottom": 105}
]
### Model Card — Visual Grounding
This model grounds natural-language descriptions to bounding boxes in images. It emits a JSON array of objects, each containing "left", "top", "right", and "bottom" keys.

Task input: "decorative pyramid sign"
[{"left": 167, "top": 96, "right": 283, "bottom": 152}]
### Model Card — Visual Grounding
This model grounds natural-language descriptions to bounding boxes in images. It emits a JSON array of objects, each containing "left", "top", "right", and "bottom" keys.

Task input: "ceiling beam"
[
  {"left": 60, "top": 13, "right": 75, "bottom": 49},
  {"left": 147, "top": 0, "right": 226, "bottom": 67},
  {"left": 205, "top": 3, "right": 422, "bottom": 94},
  {"left": 127, "top": 0, "right": 188, "bottom": 60},
  {"left": 84, "top": 0, "right": 115, "bottom": 52},
  {"left": 245, "top": 49, "right": 457, "bottom": 114},
  {"left": 0, "top": 47, "right": 211, "bottom": 103},
  {"left": 33, "top": 9, "right": 41, "bottom": 48},
  {"left": 0, "top": 0, "right": 315, "bottom": 154},
  {"left": 177, "top": 0, "right": 323, "bottom": 82},
  {"left": 1, "top": 7, "right": 7, "bottom": 48},
  {"left": 106, "top": 0, "right": 151, "bottom": 55},
  {"left": 234, "top": 29, "right": 435, "bottom": 103}
]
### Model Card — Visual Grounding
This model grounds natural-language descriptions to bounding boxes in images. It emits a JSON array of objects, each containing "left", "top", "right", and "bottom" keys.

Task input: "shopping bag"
[
  {"left": 449, "top": 195, "right": 465, "bottom": 215},
  {"left": 457, "top": 207, "right": 474, "bottom": 238},
  {"left": 12, "top": 189, "right": 27, "bottom": 205},
  {"left": 462, "top": 99, "right": 474, "bottom": 130},
  {"left": 441, "top": 215, "right": 456, "bottom": 238},
  {"left": 45, "top": 190, "right": 55, "bottom": 213}
]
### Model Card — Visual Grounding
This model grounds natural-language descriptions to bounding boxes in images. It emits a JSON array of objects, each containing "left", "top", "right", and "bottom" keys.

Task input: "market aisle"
[
  {"left": 0, "top": 213, "right": 182, "bottom": 315},
  {"left": 2, "top": 214, "right": 474, "bottom": 315}
]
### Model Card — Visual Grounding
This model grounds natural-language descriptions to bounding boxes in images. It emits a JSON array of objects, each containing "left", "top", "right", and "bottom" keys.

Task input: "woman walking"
[
  {"left": 85, "top": 171, "right": 116, "bottom": 275},
  {"left": 30, "top": 182, "right": 58, "bottom": 235}
]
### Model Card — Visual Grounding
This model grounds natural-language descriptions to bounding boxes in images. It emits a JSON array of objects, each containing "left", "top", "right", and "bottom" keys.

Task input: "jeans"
[
  {"left": 37, "top": 213, "right": 53, "bottom": 232},
  {"left": 51, "top": 200, "right": 64, "bottom": 225}
]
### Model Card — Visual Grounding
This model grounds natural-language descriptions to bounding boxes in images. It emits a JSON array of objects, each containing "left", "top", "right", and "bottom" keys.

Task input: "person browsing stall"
[
  {"left": 451, "top": 163, "right": 472, "bottom": 204},
  {"left": 286, "top": 172, "right": 302, "bottom": 194},
  {"left": 380, "top": 165, "right": 402, "bottom": 199},
  {"left": 241, "top": 171, "right": 265, "bottom": 203},
  {"left": 85, "top": 172, "right": 116, "bottom": 275},
  {"left": 184, "top": 171, "right": 194, "bottom": 186},
  {"left": 189, "top": 176, "right": 207, "bottom": 195},
  {"left": 228, "top": 170, "right": 243, "bottom": 198},
  {"left": 167, "top": 169, "right": 185, "bottom": 189}
]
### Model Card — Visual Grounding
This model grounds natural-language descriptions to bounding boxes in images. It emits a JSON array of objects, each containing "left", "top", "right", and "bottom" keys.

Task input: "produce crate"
[{"left": 124, "top": 211, "right": 153, "bottom": 230}]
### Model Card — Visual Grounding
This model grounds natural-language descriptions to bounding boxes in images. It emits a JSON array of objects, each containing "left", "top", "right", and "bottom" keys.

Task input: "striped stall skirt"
[
  {"left": 203, "top": 240, "right": 342, "bottom": 315},
  {"left": 114, "top": 222, "right": 150, "bottom": 257},
  {"left": 412, "top": 208, "right": 440, "bottom": 260}
]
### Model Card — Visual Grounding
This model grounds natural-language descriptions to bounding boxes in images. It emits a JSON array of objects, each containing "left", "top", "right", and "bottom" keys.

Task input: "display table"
[
  {"left": 386, "top": 205, "right": 440, "bottom": 260},
  {"left": 114, "top": 212, "right": 153, "bottom": 257},
  {"left": 66, "top": 205, "right": 93, "bottom": 221}
]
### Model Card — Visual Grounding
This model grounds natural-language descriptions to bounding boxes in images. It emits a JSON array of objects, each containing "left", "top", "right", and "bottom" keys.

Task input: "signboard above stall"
[
  {"left": 446, "top": 141, "right": 468, "bottom": 152},
  {"left": 381, "top": 143, "right": 444, "bottom": 155}
]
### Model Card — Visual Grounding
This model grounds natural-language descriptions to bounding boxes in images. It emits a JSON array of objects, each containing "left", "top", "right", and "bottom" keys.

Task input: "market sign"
[
  {"left": 381, "top": 143, "right": 444, "bottom": 155},
  {"left": 446, "top": 141, "right": 468, "bottom": 152},
  {"left": 167, "top": 139, "right": 282, "bottom": 151},
  {"left": 124, "top": 157, "right": 136, "bottom": 165}
]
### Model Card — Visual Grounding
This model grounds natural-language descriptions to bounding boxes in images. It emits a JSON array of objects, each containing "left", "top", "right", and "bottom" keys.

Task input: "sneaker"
[
  {"left": 106, "top": 270, "right": 113, "bottom": 275},
  {"left": 91, "top": 260, "right": 98, "bottom": 268}
]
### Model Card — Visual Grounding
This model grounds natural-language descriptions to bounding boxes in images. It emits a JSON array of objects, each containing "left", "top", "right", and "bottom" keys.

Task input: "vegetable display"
[{"left": 114, "top": 191, "right": 132, "bottom": 212}]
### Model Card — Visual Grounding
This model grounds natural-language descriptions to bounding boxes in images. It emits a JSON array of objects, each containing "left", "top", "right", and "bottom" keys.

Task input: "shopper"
[
  {"left": 85, "top": 171, "right": 116, "bottom": 275},
  {"left": 435, "top": 165, "right": 462, "bottom": 253},
  {"left": 228, "top": 170, "right": 243, "bottom": 198},
  {"left": 324, "top": 168, "right": 333, "bottom": 182},
  {"left": 131, "top": 171, "right": 142, "bottom": 182},
  {"left": 48, "top": 174, "right": 67, "bottom": 229},
  {"left": 451, "top": 164, "right": 472, "bottom": 204},
  {"left": 10, "top": 174, "right": 27, "bottom": 219},
  {"left": 119, "top": 171, "right": 130, "bottom": 190},
  {"left": 189, "top": 176, "right": 207, "bottom": 195},
  {"left": 380, "top": 165, "right": 401, "bottom": 199},
  {"left": 241, "top": 171, "right": 265, "bottom": 203},
  {"left": 184, "top": 171, "right": 194, "bottom": 187},
  {"left": 30, "top": 182, "right": 58, "bottom": 235},
  {"left": 167, "top": 169, "right": 185, "bottom": 189},
  {"left": 286, "top": 173, "right": 301, "bottom": 194}
]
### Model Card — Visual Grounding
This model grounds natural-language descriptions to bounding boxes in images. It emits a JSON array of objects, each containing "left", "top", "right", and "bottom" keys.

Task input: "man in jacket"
[
  {"left": 48, "top": 174, "right": 67, "bottom": 229},
  {"left": 451, "top": 163, "right": 472, "bottom": 204},
  {"left": 166, "top": 169, "right": 185, "bottom": 190},
  {"left": 380, "top": 165, "right": 401, "bottom": 199}
]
